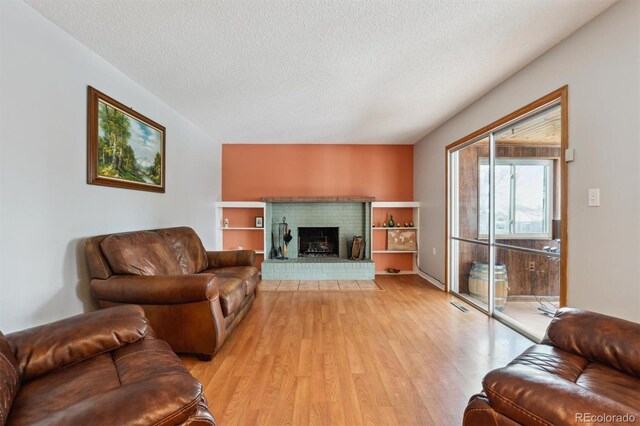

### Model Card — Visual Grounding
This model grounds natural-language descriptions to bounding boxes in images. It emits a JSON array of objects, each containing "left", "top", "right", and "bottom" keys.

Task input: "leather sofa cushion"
[
  {"left": 504, "top": 344, "right": 588, "bottom": 382},
  {"left": 158, "top": 227, "right": 208, "bottom": 274},
  {"left": 111, "top": 339, "right": 191, "bottom": 384},
  {"left": 217, "top": 277, "right": 246, "bottom": 317},
  {"left": 576, "top": 363, "right": 640, "bottom": 410},
  {"left": 100, "top": 231, "right": 182, "bottom": 276},
  {"left": 0, "top": 332, "right": 20, "bottom": 426},
  {"left": 483, "top": 344, "right": 640, "bottom": 425},
  {"left": 8, "top": 353, "right": 121, "bottom": 425},
  {"left": 204, "top": 266, "right": 258, "bottom": 296},
  {"left": 8, "top": 338, "right": 204, "bottom": 426}
]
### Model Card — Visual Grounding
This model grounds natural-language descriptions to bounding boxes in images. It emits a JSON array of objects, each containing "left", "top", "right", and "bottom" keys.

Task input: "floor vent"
[{"left": 450, "top": 301, "right": 469, "bottom": 312}]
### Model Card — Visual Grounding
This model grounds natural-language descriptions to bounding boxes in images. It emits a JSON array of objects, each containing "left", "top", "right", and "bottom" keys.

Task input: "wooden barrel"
[{"left": 468, "top": 262, "right": 508, "bottom": 311}]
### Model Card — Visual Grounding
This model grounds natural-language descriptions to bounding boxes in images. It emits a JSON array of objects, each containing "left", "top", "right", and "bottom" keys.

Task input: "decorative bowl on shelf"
[{"left": 387, "top": 268, "right": 400, "bottom": 273}]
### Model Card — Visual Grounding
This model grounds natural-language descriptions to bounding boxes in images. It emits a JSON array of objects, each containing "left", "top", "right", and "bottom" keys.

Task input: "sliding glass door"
[
  {"left": 447, "top": 89, "right": 566, "bottom": 340},
  {"left": 449, "top": 136, "right": 492, "bottom": 312}
]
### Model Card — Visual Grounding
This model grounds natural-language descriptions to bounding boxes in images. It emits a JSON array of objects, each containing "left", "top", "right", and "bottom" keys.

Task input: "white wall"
[
  {"left": 414, "top": 0, "right": 639, "bottom": 322},
  {"left": 0, "top": 0, "right": 222, "bottom": 332}
]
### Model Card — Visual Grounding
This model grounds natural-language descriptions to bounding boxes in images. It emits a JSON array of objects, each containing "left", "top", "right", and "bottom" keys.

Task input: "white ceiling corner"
[{"left": 23, "top": 0, "right": 616, "bottom": 144}]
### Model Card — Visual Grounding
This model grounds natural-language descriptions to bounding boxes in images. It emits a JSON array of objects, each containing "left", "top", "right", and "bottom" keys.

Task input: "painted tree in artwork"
[
  {"left": 97, "top": 103, "right": 144, "bottom": 182},
  {"left": 149, "top": 152, "right": 162, "bottom": 185}
]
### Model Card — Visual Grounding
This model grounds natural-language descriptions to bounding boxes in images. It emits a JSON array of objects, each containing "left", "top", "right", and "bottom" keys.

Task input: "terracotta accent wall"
[{"left": 222, "top": 144, "right": 413, "bottom": 201}]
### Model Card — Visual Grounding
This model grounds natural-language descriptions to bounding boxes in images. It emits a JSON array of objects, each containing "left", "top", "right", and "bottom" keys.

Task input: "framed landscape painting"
[{"left": 87, "top": 86, "right": 165, "bottom": 192}]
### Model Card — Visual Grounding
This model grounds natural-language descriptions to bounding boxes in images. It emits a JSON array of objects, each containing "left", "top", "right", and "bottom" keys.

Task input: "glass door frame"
[{"left": 445, "top": 86, "right": 568, "bottom": 339}]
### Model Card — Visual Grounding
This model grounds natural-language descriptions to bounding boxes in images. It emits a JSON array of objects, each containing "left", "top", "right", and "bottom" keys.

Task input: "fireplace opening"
[{"left": 298, "top": 227, "right": 339, "bottom": 258}]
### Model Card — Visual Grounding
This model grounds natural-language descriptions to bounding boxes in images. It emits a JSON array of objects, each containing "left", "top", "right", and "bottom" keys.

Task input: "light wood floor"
[
  {"left": 500, "top": 300, "right": 556, "bottom": 339},
  {"left": 458, "top": 293, "right": 557, "bottom": 339},
  {"left": 181, "top": 275, "right": 533, "bottom": 425}
]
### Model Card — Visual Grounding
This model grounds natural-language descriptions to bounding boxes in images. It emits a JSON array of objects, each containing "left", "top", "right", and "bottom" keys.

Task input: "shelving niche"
[
  {"left": 371, "top": 201, "right": 420, "bottom": 273},
  {"left": 214, "top": 201, "right": 266, "bottom": 271}
]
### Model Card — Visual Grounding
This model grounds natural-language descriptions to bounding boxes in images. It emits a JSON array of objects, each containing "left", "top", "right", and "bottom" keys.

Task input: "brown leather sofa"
[
  {"left": 464, "top": 308, "right": 640, "bottom": 425},
  {"left": 0, "top": 305, "right": 215, "bottom": 425},
  {"left": 85, "top": 226, "right": 258, "bottom": 360}
]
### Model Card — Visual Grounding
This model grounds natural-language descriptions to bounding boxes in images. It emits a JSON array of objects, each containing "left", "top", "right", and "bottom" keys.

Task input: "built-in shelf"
[
  {"left": 216, "top": 201, "right": 266, "bottom": 208},
  {"left": 371, "top": 201, "right": 420, "bottom": 208},
  {"left": 219, "top": 227, "right": 265, "bottom": 231},
  {"left": 372, "top": 227, "right": 418, "bottom": 230},
  {"left": 372, "top": 250, "right": 418, "bottom": 254},
  {"left": 215, "top": 200, "right": 421, "bottom": 274},
  {"left": 215, "top": 202, "right": 267, "bottom": 270},
  {"left": 371, "top": 201, "right": 420, "bottom": 273},
  {"left": 376, "top": 270, "right": 417, "bottom": 275}
]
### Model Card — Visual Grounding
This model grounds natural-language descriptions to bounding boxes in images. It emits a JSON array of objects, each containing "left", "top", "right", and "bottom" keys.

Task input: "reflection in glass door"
[
  {"left": 448, "top": 136, "right": 491, "bottom": 312},
  {"left": 493, "top": 106, "right": 562, "bottom": 338},
  {"left": 447, "top": 90, "right": 566, "bottom": 341}
]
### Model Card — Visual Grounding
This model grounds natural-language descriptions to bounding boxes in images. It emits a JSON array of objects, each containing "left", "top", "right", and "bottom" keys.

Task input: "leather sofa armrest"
[
  {"left": 186, "top": 397, "right": 217, "bottom": 426},
  {"left": 90, "top": 274, "right": 220, "bottom": 305},
  {"left": 206, "top": 250, "right": 256, "bottom": 268},
  {"left": 463, "top": 393, "right": 520, "bottom": 426},
  {"left": 7, "top": 305, "right": 149, "bottom": 381},
  {"left": 541, "top": 307, "right": 640, "bottom": 376}
]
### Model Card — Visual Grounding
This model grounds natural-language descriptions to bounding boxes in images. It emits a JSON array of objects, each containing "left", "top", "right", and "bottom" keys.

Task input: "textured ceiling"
[{"left": 24, "top": 0, "right": 615, "bottom": 144}]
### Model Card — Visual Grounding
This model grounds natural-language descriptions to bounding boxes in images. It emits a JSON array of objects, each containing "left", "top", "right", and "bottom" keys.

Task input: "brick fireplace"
[{"left": 261, "top": 197, "right": 375, "bottom": 280}]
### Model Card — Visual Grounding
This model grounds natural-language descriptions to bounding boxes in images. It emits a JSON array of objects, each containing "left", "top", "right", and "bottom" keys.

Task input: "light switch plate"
[
  {"left": 565, "top": 148, "right": 575, "bottom": 162},
  {"left": 588, "top": 188, "right": 600, "bottom": 207}
]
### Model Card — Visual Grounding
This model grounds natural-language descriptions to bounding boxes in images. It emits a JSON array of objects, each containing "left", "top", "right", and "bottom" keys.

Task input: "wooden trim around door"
[
  {"left": 444, "top": 144, "right": 449, "bottom": 292},
  {"left": 444, "top": 86, "right": 569, "bottom": 307},
  {"left": 559, "top": 87, "right": 568, "bottom": 307}
]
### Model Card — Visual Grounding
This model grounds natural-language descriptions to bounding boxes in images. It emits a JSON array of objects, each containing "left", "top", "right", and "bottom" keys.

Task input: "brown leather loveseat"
[
  {"left": 85, "top": 226, "right": 258, "bottom": 360},
  {"left": 0, "top": 305, "right": 215, "bottom": 425},
  {"left": 464, "top": 308, "right": 640, "bottom": 425}
]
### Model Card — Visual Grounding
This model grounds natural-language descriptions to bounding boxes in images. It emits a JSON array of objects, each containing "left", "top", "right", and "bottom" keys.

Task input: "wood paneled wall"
[{"left": 456, "top": 145, "right": 561, "bottom": 296}]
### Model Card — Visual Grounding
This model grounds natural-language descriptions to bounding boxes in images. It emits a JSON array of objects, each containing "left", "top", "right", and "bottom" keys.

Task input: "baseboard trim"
[{"left": 417, "top": 270, "right": 445, "bottom": 291}]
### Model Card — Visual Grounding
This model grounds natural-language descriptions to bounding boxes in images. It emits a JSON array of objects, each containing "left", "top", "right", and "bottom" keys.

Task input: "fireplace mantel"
[{"left": 261, "top": 196, "right": 375, "bottom": 203}]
